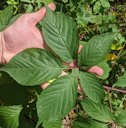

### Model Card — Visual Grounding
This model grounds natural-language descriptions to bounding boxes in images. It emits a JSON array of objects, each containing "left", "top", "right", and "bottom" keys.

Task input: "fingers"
[
  {"left": 28, "top": 3, "right": 56, "bottom": 25},
  {"left": 78, "top": 45, "right": 83, "bottom": 54},
  {"left": 88, "top": 66, "right": 104, "bottom": 76},
  {"left": 48, "top": 3, "right": 56, "bottom": 11},
  {"left": 41, "top": 82, "right": 49, "bottom": 89}
]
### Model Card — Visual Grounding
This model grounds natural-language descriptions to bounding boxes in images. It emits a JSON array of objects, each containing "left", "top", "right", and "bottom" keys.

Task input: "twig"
[
  {"left": 107, "top": 90, "right": 113, "bottom": 112},
  {"left": 104, "top": 85, "right": 126, "bottom": 94}
]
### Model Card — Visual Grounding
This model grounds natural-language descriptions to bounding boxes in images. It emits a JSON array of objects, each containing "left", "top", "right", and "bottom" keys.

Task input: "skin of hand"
[{"left": 2, "top": 3, "right": 56, "bottom": 63}]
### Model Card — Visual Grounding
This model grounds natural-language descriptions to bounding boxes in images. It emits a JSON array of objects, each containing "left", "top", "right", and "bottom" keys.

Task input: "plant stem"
[
  {"left": 117, "top": 41, "right": 126, "bottom": 59},
  {"left": 107, "top": 90, "right": 113, "bottom": 112},
  {"left": 104, "top": 85, "right": 126, "bottom": 94}
]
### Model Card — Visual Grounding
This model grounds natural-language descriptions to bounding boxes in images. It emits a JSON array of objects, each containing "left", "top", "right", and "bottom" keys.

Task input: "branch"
[{"left": 104, "top": 85, "right": 126, "bottom": 94}]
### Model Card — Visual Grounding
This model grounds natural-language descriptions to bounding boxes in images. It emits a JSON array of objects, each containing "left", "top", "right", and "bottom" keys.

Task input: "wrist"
[{"left": 0, "top": 32, "right": 6, "bottom": 64}]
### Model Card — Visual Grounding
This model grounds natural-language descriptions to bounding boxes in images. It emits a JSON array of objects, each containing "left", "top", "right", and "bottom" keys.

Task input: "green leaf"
[
  {"left": 73, "top": 117, "right": 108, "bottom": 128},
  {"left": 43, "top": 0, "right": 54, "bottom": 5},
  {"left": 9, "top": 14, "right": 22, "bottom": 26},
  {"left": 0, "top": 105, "right": 22, "bottom": 128},
  {"left": 2, "top": 48, "right": 63, "bottom": 85},
  {"left": 42, "top": 8, "right": 79, "bottom": 63},
  {"left": 93, "top": 1, "right": 101, "bottom": 14},
  {"left": 79, "top": 71, "right": 105, "bottom": 103},
  {"left": 100, "top": 0, "right": 110, "bottom": 8},
  {"left": 113, "top": 72, "right": 126, "bottom": 87},
  {"left": 115, "top": 110, "right": 126, "bottom": 126},
  {"left": 78, "top": 33, "right": 116, "bottom": 68},
  {"left": 81, "top": 98, "right": 114, "bottom": 123},
  {"left": 97, "top": 61, "right": 111, "bottom": 79},
  {"left": 0, "top": 6, "right": 13, "bottom": 31},
  {"left": 36, "top": 75, "right": 78, "bottom": 124},
  {"left": 43, "top": 120, "right": 62, "bottom": 128},
  {"left": 0, "top": 73, "right": 1, "bottom": 78}
]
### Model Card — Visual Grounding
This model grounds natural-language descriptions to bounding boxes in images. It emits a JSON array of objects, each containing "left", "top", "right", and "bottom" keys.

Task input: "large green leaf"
[
  {"left": 78, "top": 33, "right": 116, "bottom": 68},
  {"left": 42, "top": 8, "right": 79, "bottom": 63},
  {"left": 73, "top": 117, "right": 108, "bottom": 128},
  {"left": 0, "top": 6, "right": 13, "bottom": 31},
  {"left": 2, "top": 48, "right": 64, "bottom": 85},
  {"left": 115, "top": 110, "right": 126, "bottom": 126},
  {"left": 79, "top": 71, "right": 105, "bottom": 103},
  {"left": 81, "top": 98, "right": 114, "bottom": 123},
  {"left": 0, "top": 105, "right": 22, "bottom": 128},
  {"left": 43, "top": 120, "right": 62, "bottom": 128},
  {"left": 113, "top": 72, "right": 126, "bottom": 87},
  {"left": 36, "top": 75, "right": 78, "bottom": 125}
]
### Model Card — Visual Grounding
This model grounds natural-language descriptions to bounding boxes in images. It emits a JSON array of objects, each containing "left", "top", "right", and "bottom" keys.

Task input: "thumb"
[
  {"left": 28, "top": 3, "right": 56, "bottom": 25},
  {"left": 88, "top": 66, "right": 104, "bottom": 76}
]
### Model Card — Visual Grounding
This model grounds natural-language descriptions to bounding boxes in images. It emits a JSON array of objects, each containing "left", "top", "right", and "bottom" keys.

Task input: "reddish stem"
[{"left": 104, "top": 85, "right": 126, "bottom": 94}]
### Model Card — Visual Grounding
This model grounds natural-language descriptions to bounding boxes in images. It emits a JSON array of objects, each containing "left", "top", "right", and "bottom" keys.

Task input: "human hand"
[{"left": 2, "top": 3, "right": 56, "bottom": 63}]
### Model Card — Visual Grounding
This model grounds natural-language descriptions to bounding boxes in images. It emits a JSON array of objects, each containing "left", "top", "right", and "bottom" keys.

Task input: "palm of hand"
[{"left": 2, "top": 4, "right": 55, "bottom": 62}]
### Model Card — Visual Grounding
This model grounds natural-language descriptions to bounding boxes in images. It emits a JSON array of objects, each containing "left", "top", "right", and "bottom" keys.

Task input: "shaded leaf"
[
  {"left": 43, "top": 120, "right": 62, "bottom": 128},
  {"left": 81, "top": 98, "right": 114, "bottom": 123},
  {"left": 42, "top": 8, "right": 79, "bottom": 63},
  {"left": 36, "top": 75, "right": 78, "bottom": 125},
  {"left": 115, "top": 110, "right": 126, "bottom": 126},
  {"left": 0, "top": 6, "right": 13, "bottom": 31},
  {"left": 2, "top": 48, "right": 64, "bottom": 85},
  {"left": 0, "top": 72, "right": 28, "bottom": 105},
  {"left": 0, "top": 105, "right": 22, "bottom": 128},
  {"left": 113, "top": 72, "right": 126, "bottom": 87},
  {"left": 78, "top": 33, "right": 116, "bottom": 68},
  {"left": 79, "top": 71, "right": 105, "bottom": 103},
  {"left": 73, "top": 117, "right": 108, "bottom": 128}
]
